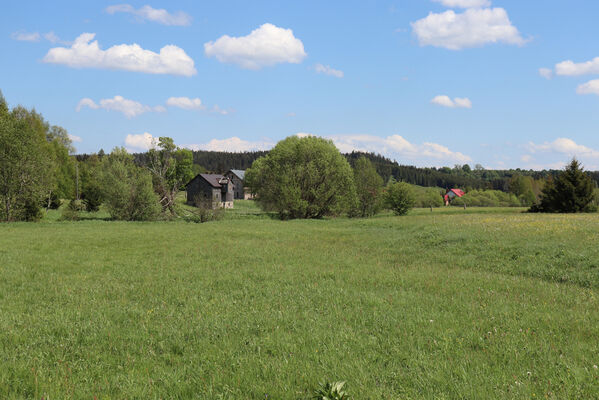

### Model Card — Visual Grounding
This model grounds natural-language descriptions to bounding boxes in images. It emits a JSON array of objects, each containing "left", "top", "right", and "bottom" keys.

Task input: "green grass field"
[{"left": 1, "top": 202, "right": 599, "bottom": 399}]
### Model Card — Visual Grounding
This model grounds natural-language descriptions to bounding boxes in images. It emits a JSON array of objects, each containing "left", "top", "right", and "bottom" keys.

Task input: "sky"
[{"left": 2, "top": 0, "right": 599, "bottom": 170}]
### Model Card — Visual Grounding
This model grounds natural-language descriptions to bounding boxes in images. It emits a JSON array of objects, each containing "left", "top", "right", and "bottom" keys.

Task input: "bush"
[
  {"left": 246, "top": 136, "right": 355, "bottom": 219},
  {"left": 452, "top": 189, "right": 520, "bottom": 207},
  {"left": 350, "top": 156, "right": 383, "bottom": 217},
  {"left": 82, "top": 181, "right": 103, "bottom": 212},
  {"left": 184, "top": 197, "right": 225, "bottom": 223},
  {"left": 384, "top": 182, "right": 415, "bottom": 215},
  {"left": 102, "top": 148, "right": 161, "bottom": 221},
  {"left": 60, "top": 200, "right": 81, "bottom": 221},
  {"left": 412, "top": 186, "right": 444, "bottom": 208}
]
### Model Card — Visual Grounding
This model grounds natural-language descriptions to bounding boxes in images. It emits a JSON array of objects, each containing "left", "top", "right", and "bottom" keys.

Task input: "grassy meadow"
[{"left": 1, "top": 202, "right": 599, "bottom": 398}]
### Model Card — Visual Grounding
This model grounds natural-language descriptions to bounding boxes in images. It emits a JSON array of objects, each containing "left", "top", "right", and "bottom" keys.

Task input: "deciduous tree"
[{"left": 246, "top": 135, "right": 355, "bottom": 219}]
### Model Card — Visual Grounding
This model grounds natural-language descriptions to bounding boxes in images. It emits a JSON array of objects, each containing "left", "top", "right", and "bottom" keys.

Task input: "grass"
[{"left": 1, "top": 203, "right": 599, "bottom": 398}]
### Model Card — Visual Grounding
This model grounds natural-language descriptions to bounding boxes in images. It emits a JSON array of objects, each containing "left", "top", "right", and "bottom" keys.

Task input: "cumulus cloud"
[
  {"left": 431, "top": 95, "right": 472, "bottom": 108},
  {"left": 125, "top": 132, "right": 157, "bottom": 151},
  {"left": 432, "top": 0, "right": 491, "bottom": 8},
  {"left": 527, "top": 138, "right": 599, "bottom": 158},
  {"left": 43, "top": 33, "right": 196, "bottom": 76},
  {"left": 325, "top": 134, "right": 471, "bottom": 164},
  {"left": 75, "top": 98, "right": 99, "bottom": 111},
  {"left": 105, "top": 4, "right": 192, "bottom": 26},
  {"left": 315, "top": 63, "right": 344, "bottom": 78},
  {"left": 184, "top": 137, "right": 275, "bottom": 152},
  {"left": 76, "top": 95, "right": 165, "bottom": 118},
  {"left": 10, "top": 31, "right": 41, "bottom": 42},
  {"left": 411, "top": 8, "right": 526, "bottom": 50},
  {"left": 577, "top": 79, "right": 599, "bottom": 96},
  {"left": 204, "top": 23, "right": 307, "bottom": 69},
  {"left": 166, "top": 96, "right": 204, "bottom": 110},
  {"left": 555, "top": 57, "right": 599, "bottom": 76},
  {"left": 539, "top": 67, "right": 553, "bottom": 79}
]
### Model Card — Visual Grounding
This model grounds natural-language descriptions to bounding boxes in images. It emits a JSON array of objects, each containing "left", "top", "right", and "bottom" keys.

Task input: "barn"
[
  {"left": 444, "top": 189, "right": 465, "bottom": 206},
  {"left": 224, "top": 169, "right": 248, "bottom": 200},
  {"left": 186, "top": 174, "right": 234, "bottom": 209}
]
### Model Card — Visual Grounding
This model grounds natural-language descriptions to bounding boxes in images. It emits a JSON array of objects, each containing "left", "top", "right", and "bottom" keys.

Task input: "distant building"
[
  {"left": 224, "top": 169, "right": 253, "bottom": 200},
  {"left": 186, "top": 174, "right": 234, "bottom": 209},
  {"left": 444, "top": 188, "right": 465, "bottom": 206}
]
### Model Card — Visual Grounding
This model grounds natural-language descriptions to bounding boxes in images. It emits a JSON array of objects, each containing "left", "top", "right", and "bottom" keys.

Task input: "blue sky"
[{"left": 2, "top": 0, "right": 599, "bottom": 169}]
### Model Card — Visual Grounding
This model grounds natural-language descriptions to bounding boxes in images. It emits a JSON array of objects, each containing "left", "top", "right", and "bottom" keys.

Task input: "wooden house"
[{"left": 186, "top": 174, "right": 234, "bottom": 209}]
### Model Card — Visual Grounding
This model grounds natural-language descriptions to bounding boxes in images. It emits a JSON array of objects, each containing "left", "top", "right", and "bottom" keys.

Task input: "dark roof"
[
  {"left": 228, "top": 169, "right": 245, "bottom": 180},
  {"left": 186, "top": 174, "right": 228, "bottom": 188}
]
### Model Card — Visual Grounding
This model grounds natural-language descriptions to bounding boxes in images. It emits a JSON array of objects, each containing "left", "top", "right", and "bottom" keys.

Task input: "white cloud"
[
  {"left": 204, "top": 23, "right": 307, "bottom": 69},
  {"left": 431, "top": 95, "right": 472, "bottom": 108},
  {"left": 577, "top": 79, "right": 599, "bottom": 96},
  {"left": 76, "top": 95, "right": 165, "bottom": 118},
  {"left": 43, "top": 33, "right": 196, "bottom": 76},
  {"left": 555, "top": 57, "right": 599, "bottom": 76},
  {"left": 315, "top": 63, "right": 344, "bottom": 78},
  {"left": 432, "top": 0, "right": 491, "bottom": 8},
  {"left": 125, "top": 132, "right": 157, "bottom": 151},
  {"left": 43, "top": 31, "right": 71, "bottom": 45},
  {"left": 76, "top": 98, "right": 99, "bottom": 111},
  {"left": 184, "top": 137, "right": 275, "bottom": 152},
  {"left": 539, "top": 67, "right": 553, "bottom": 79},
  {"left": 166, "top": 97, "right": 204, "bottom": 110},
  {"left": 411, "top": 8, "right": 526, "bottom": 50},
  {"left": 527, "top": 138, "right": 599, "bottom": 158},
  {"left": 68, "top": 134, "right": 82, "bottom": 143},
  {"left": 307, "top": 134, "right": 471, "bottom": 164},
  {"left": 106, "top": 4, "right": 192, "bottom": 26},
  {"left": 10, "top": 31, "right": 40, "bottom": 42}
]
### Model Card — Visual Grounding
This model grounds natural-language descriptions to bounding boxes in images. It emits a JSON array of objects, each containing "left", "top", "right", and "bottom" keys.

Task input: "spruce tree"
[{"left": 532, "top": 159, "right": 595, "bottom": 213}]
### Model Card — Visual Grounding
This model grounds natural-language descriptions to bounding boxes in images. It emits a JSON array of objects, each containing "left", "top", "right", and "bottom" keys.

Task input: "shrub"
[
  {"left": 60, "top": 200, "right": 81, "bottom": 221},
  {"left": 350, "top": 156, "right": 383, "bottom": 217},
  {"left": 412, "top": 186, "right": 444, "bottom": 208},
  {"left": 184, "top": 197, "right": 225, "bottom": 223},
  {"left": 384, "top": 182, "right": 415, "bottom": 215},
  {"left": 101, "top": 148, "right": 161, "bottom": 221},
  {"left": 82, "top": 180, "right": 103, "bottom": 212}
]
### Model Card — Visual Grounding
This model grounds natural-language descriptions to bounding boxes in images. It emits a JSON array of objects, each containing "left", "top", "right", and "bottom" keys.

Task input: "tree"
[
  {"left": 101, "top": 148, "right": 161, "bottom": 221},
  {"left": 530, "top": 159, "right": 595, "bottom": 213},
  {"left": 351, "top": 156, "right": 383, "bottom": 217},
  {"left": 509, "top": 174, "right": 536, "bottom": 206},
  {"left": 0, "top": 105, "right": 53, "bottom": 221},
  {"left": 80, "top": 154, "right": 104, "bottom": 212},
  {"left": 147, "top": 137, "right": 193, "bottom": 215},
  {"left": 246, "top": 135, "right": 356, "bottom": 219},
  {"left": 384, "top": 181, "right": 415, "bottom": 216}
]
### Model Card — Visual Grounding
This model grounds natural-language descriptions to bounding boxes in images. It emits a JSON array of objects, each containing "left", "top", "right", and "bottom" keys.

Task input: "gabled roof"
[
  {"left": 449, "top": 189, "right": 465, "bottom": 197},
  {"left": 228, "top": 169, "right": 245, "bottom": 180},
  {"left": 186, "top": 173, "right": 228, "bottom": 188}
]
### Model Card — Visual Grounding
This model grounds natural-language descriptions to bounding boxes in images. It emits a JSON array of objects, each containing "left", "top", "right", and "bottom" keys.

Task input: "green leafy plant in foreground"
[{"left": 312, "top": 381, "right": 351, "bottom": 400}]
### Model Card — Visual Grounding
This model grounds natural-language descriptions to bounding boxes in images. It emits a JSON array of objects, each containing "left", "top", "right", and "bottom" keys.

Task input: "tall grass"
[{"left": 1, "top": 207, "right": 598, "bottom": 398}]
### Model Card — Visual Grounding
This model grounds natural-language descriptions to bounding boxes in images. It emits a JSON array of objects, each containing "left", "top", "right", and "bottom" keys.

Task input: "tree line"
[{"left": 2, "top": 90, "right": 597, "bottom": 222}]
